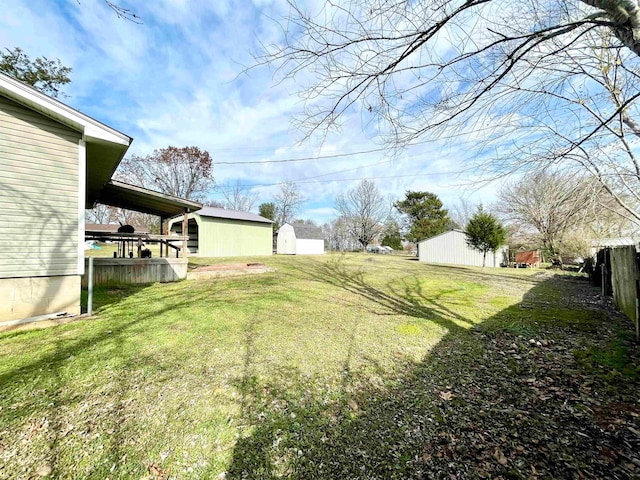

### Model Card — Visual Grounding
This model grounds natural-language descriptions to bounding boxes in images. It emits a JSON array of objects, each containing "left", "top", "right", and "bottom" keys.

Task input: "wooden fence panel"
[
  {"left": 81, "top": 258, "right": 188, "bottom": 287},
  {"left": 610, "top": 246, "right": 640, "bottom": 336}
]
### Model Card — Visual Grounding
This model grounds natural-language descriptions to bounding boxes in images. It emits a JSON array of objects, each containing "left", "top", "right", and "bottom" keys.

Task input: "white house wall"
[
  {"left": 295, "top": 239, "right": 324, "bottom": 255},
  {"left": 418, "top": 230, "right": 508, "bottom": 267}
]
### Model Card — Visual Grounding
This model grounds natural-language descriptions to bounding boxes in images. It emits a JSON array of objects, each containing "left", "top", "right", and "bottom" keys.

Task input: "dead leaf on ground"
[
  {"left": 493, "top": 447, "right": 509, "bottom": 466},
  {"left": 148, "top": 463, "right": 168, "bottom": 479},
  {"left": 35, "top": 464, "right": 52, "bottom": 477},
  {"left": 439, "top": 391, "right": 454, "bottom": 401}
]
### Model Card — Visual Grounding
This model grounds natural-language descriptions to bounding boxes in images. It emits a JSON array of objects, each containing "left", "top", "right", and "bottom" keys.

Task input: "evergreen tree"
[
  {"left": 259, "top": 202, "right": 278, "bottom": 231},
  {"left": 465, "top": 206, "right": 507, "bottom": 269},
  {"left": 381, "top": 221, "right": 402, "bottom": 250},
  {"left": 395, "top": 191, "right": 451, "bottom": 244},
  {"left": 0, "top": 47, "right": 71, "bottom": 97}
]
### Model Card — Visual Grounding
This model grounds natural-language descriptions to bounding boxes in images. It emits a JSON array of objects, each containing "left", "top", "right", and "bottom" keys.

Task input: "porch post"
[
  {"left": 182, "top": 209, "right": 189, "bottom": 258},
  {"left": 160, "top": 216, "right": 166, "bottom": 258}
]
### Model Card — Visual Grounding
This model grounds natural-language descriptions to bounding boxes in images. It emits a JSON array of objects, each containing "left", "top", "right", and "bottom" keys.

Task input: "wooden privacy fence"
[
  {"left": 599, "top": 246, "right": 640, "bottom": 340},
  {"left": 81, "top": 257, "right": 188, "bottom": 287}
]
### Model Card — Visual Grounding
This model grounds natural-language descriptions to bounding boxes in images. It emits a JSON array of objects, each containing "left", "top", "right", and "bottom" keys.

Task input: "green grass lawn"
[{"left": 0, "top": 254, "right": 635, "bottom": 479}]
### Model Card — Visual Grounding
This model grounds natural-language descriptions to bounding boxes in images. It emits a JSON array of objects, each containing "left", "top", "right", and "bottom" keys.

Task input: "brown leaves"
[
  {"left": 35, "top": 464, "right": 52, "bottom": 477},
  {"left": 148, "top": 463, "right": 168, "bottom": 480},
  {"left": 492, "top": 447, "right": 508, "bottom": 466},
  {"left": 413, "top": 277, "right": 640, "bottom": 480},
  {"left": 439, "top": 390, "right": 454, "bottom": 401}
]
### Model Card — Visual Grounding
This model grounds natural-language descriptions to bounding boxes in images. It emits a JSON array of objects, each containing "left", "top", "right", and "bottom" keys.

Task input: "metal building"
[
  {"left": 418, "top": 230, "right": 508, "bottom": 267},
  {"left": 168, "top": 207, "right": 273, "bottom": 257},
  {"left": 276, "top": 223, "right": 325, "bottom": 255}
]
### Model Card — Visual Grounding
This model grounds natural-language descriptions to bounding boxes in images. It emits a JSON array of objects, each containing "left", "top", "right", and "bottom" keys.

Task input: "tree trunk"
[
  {"left": 579, "top": 0, "right": 640, "bottom": 57},
  {"left": 482, "top": 251, "right": 487, "bottom": 270}
]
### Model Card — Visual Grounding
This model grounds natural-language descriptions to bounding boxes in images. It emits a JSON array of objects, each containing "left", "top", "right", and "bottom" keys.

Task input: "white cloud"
[{"left": 0, "top": 0, "right": 502, "bottom": 222}]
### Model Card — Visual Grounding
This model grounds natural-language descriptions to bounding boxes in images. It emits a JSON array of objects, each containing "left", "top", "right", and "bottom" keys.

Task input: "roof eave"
[{"left": 0, "top": 72, "right": 131, "bottom": 146}]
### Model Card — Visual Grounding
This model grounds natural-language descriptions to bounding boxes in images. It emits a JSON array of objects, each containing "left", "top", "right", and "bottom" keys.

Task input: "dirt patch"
[{"left": 191, "top": 263, "right": 266, "bottom": 272}]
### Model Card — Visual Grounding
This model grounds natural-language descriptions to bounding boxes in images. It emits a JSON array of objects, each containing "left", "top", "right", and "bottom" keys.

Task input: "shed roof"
[
  {"left": 417, "top": 229, "right": 464, "bottom": 244},
  {"left": 515, "top": 250, "right": 539, "bottom": 263},
  {"left": 291, "top": 223, "right": 323, "bottom": 239},
  {"left": 196, "top": 206, "right": 273, "bottom": 224}
]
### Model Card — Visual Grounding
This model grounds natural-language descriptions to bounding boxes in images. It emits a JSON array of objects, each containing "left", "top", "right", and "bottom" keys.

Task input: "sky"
[{"left": 0, "top": 0, "right": 501, "bottom": 223}]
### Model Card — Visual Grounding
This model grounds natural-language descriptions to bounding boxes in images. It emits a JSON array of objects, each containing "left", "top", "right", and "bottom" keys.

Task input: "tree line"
[{"left": 4, "top": 38, "right": 633, "bottom": 252}]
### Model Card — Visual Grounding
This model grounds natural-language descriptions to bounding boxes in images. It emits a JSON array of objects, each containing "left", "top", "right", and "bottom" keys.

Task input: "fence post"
[
  {"left": 87, "top": 256, "right": 94, "bottom": 316},
  {"left": 636, "top": 279, "right": 640, "bottom": 343}
]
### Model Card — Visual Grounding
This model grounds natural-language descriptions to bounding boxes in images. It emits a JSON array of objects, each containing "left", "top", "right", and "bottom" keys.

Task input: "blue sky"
[{"left": 0, "top": 0, "right": 498, "bottom": 222}]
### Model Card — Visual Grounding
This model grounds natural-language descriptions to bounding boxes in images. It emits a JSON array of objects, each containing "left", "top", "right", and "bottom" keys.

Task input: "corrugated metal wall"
[
  {"left": 198, "top": 216, "right": 272, "bottom": 257},
  {"left": 295, "top": 239, "right": 324, "bottom": 255},
  {"left": 418, "top": 230, "right": 508, "bottom": 267},
  {"left": 0, "top": 95, "right": 81, "bottom": 278}
]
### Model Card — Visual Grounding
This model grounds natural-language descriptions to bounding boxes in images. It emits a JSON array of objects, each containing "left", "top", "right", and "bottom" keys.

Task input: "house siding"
[{"left": 0, "top": 95, "right": 81, "bottom": 278}]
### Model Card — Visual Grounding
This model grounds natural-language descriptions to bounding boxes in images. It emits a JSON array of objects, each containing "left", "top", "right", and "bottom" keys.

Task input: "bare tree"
[
  {"left": 479, "top": 29, "right": 640, "bottom": 225},
  {"left": 74, "top": 1, "right": 141, "bottom": 23},
  {"left": 335, "top": 179, "right": 388, "bottom": 249},
  {"left": 450, "top": 198, "right": 478, "bottom": 230},
  {"left": 85, "top": 203, "right": 159, "bottom": 232},
  {"left": 85, "top": 203, "right": 116, "bottom": 224},
  {"left": 323, "top": 217, "right": 360, "bottom": 251},
  {"left": 495, "top": 170, "right": 624, "bottom": 255},
  {"left": 215, "top": 180, "right": 258, "bottom": 212},
  {"left": 116, "top": 146, "right": 214, "bottom": 202},
  {"left": 261, "top": 1, "right": 640, "bottom": 138},
  {"left": 104, "top": 1, "right": 141, "bottom": 23},
  {"left": 111, "top": 208, "right": 160, "bottom": 233},
  {"left": 273, "top": 181, "right": 304, "bottom": 226},
  {"left": 259, "top": 1, "right": 640, "bottom": 222},
  {"left": 204, "top": 199, "right": 226, "bottom": 208}
]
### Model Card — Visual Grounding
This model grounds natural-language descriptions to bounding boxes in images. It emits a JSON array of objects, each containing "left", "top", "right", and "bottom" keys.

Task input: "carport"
[{"left": 88, "top": 180, "right": 202, "bottom": 258}]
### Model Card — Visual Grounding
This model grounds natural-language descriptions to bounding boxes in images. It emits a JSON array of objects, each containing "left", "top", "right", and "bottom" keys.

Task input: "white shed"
[
  {"left": 418, "top": 230, "right": 508, "bottom": 267},
  {"left": 277, "top": 223, "right": 325, "bottom": 255}
]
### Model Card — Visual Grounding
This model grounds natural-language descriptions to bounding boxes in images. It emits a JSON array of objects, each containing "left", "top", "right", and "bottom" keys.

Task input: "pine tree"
[{"left": 465, "top": 206, "right": 507, "bottom": 269}]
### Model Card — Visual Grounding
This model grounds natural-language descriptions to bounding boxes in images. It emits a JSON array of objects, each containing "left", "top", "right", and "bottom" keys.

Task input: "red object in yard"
[{"left": 515, "top": 250, "right": 540, "bottom": 268}]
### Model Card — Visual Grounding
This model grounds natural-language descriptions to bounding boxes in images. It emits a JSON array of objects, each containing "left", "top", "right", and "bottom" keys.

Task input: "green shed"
[{"left": 168, "top": 207, "right": 273, "bottom": 257}]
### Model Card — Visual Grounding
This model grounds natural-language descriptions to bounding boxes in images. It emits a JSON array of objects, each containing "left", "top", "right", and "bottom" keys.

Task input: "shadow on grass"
[
  {"left": 0, "top": 281, "right": 241, "bottom": 478},
  {"left": 0, "top": 259, "right": 634, "bottom": 479},
  {"left": 225, "top": 261, "right": 636, "bottom": 479},
  {"left": 296, "top": 257, "right": 475, "bottom": 331}
]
